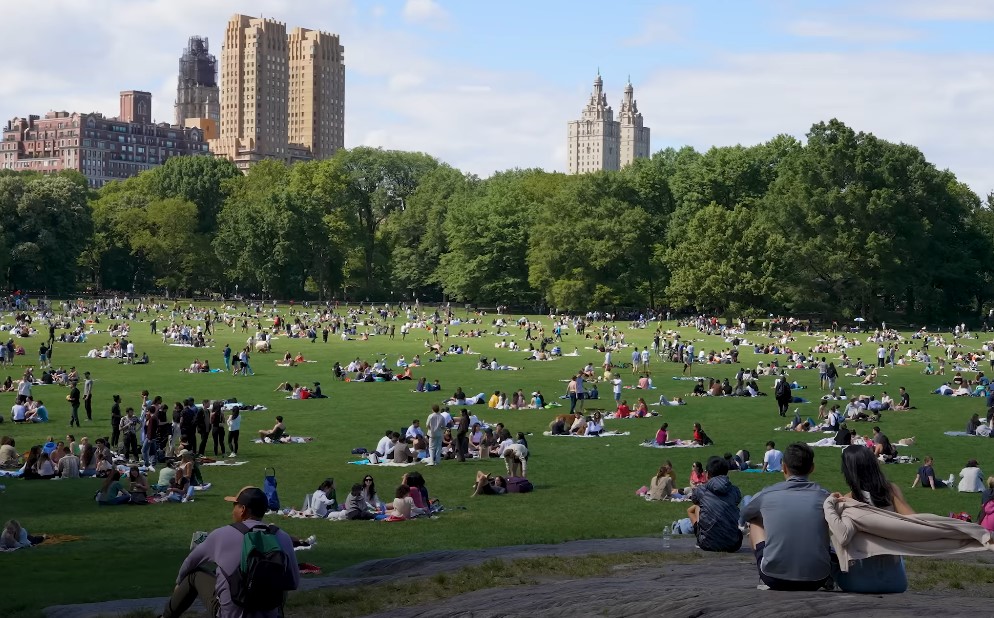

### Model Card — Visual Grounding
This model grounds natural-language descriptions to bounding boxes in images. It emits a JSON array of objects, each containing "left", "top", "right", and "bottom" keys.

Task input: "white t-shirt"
[
  {"left": 375, "top": 435, "right": 393, "bottom": 456},
  {"left": 310, "top": 489, "right": 335, "bottom": 517},
  {"left": 11, "top": 404, "right": 26, "bottom": 421},
  {"left": 612, "top": 378, "right": 622, "bottom": 394},
  {"left": 764, "top": 449, "right": 784, "bottom": 472}
]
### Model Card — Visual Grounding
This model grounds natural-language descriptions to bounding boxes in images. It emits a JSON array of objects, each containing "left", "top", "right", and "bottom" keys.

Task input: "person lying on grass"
[{"left": 472, "top": 470, "right": 507, "bottom": 496}]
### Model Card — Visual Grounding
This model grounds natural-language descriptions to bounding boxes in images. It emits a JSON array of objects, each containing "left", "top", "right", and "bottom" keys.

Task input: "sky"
[{"left": 4, "top": 0, "right": 994, "bottom": 194}]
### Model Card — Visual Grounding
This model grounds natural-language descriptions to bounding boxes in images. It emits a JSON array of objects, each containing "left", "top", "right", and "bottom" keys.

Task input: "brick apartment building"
[{"left": 1, "top": 90, "right": 210, "bottom": 187}]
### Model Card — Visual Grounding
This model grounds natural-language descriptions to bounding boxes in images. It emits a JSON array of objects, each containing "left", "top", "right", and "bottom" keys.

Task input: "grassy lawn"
[{"left": 2, "top": 307, "right": 990, "bottom": 617}]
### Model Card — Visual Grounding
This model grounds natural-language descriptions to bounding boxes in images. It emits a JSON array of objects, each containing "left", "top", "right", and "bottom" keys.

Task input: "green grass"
[{"left": 2, "top": 308, "right": 991, "bottom": 616}]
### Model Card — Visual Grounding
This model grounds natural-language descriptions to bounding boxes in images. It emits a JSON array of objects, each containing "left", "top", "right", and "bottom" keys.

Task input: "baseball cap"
[{"left": 224, "top": 486, "right": 268, "bottom": 517}]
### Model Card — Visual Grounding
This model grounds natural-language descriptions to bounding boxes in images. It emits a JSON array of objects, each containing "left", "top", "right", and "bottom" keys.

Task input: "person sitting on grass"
[
  {"left": 0, "top": 520, "right": 45, "bottom": 549},
  {"left": 309, "top": 479, "right": 338, "bottom": 517},
  {"left": 472, "top": 470, "right": 508, "bottom": 496},
  {"left": 958, "top": 459, "right": 985, "bottom": 493},
  {"left": 647, "top": 463, "right": 680, "bottom": 501},
  {"left": 742, "top": 443, "right": 832, "bottom": 591},
  {"left": 911, "top": 455, "right": 952, "bottom": 490},
  {"left": 0, "top": 436, "right": 17, "bottom": 467},
  {"left": 871, "top": 426, "right": 897, "bottom": 461},
  {"left": 387, "top": 485, "right": 423, "bottom": 519},
  {"left": 978, "top": 477, "right": 994, "bottom": 532},
  {"left": 688, "top": 456, "right": 743, "bottom": 552},
  {"left": 345, "top": 483, "right": 376, "bottom": 520},
  {"left": 97, "top": 470, "right": 132, "bottom": 505},
  {"left": 258, "top": 416, "right": 286, "bottom": 442},
  {"left": 692, "top": 422, "right": 713, "bottom": 446}
]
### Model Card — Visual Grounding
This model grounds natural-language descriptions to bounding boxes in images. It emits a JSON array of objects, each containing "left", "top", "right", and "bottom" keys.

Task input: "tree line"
[{"left": 2, "top": 118, "right": 992, "bottom": 321}]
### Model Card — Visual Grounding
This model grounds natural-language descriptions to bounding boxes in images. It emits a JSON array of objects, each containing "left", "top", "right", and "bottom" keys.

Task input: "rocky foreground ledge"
[{"left": 45, "top": 537, "right": 994, "bottom": 618}]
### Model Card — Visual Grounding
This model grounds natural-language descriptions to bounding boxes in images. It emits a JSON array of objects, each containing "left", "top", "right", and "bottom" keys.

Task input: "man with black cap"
[{"left": 161, "top": 486, "right": 299, "bottom": 618}]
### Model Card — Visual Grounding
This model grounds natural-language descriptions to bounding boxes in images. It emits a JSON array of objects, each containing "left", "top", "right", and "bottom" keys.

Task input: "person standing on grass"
[
  {"left": 742, "top": 442, "right": 832, "bottom": 591},
  {"left": 426, "top": 404, "right": 446, "bottom": 466},
  {"left": 67, "top": 379, "right": 80, "bottom": 427},
  {"left": 226, "top": 408, "right": 241, "bottom": 458},
  {"left": 222, "top": 343, "right": 231, "bottom": 372},
  {"left": 456, "top": 408, "right": 470, "bottom": 462},
  {"left": 141, "top": 404, "right": 159, "bottom": 467},
  {"left": 160, "top": 486, "right": 299, "bottom": 618},
  {"left": 119, "top": 407, "right": 140, "bottom": 462},
  {"left": 210, "top": 401, "right": 226, "bottom": 457},
  {"left": 82, "top": 371, "right": 93, "bottom": 422},
  {"left": 110, "top": 395, "right": 123, "bottom": 449}
]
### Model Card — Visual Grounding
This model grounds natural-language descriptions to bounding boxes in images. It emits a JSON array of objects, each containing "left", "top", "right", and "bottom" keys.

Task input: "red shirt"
[{"left": 615, "top": 404, "right": 631, "bottom": 418}]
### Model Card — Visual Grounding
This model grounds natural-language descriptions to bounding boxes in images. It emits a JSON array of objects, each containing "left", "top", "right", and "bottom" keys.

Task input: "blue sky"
[{"left": 4, "top": 0, "right": 994, "bottom": 194}]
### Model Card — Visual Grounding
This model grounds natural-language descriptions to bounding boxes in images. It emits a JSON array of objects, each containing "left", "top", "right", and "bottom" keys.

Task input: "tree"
[
  {"left": 664, "top": 204, "right": 788, "bottom": 315},
  {"left": 528, "top": 172, "right": 665, "bottom": 310},
  {"left": 438, "top": 170, "right": 557, "bottom": 306},
  {"left": 386, "top": 165, "right": 479, "bottom": 300},
  {"left": 0, "top": 174, "right": 92, "bottom": 293},
  {"left": 144, "top": 155, "right": 240, "bottom": 233},
  {"left": 329, "top": 147, "right": 439, "bottom": 296},
  {"left": 125, "top": 198, "right": 200, "bottom": 296}
]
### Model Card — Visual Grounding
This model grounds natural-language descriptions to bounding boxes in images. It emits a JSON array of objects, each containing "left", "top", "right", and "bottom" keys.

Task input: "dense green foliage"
[{"left": 3, "top": 119, "right": 994, "bottom": 319}]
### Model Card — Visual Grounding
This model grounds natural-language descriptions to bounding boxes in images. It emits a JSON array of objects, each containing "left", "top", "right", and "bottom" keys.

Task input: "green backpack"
[{"left": 227, "top": 522, "right": 290, "bottom": 611}]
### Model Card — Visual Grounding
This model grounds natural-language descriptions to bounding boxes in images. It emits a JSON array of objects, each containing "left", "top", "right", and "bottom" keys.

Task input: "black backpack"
[
  {"left": 775, "top": 380, "right": 789, "bottom": 400},
  {"left": 227, "top": 522, "right": 290, "bottom": 611}
]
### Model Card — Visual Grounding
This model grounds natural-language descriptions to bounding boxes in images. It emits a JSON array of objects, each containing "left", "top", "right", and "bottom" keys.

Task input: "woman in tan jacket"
[{"left": 825, "top": 446, "right": 914, "bottom": 592}]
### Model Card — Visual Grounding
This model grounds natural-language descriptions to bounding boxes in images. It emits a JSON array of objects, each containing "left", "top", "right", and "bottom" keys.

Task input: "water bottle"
[{"left": 662, "top": 526, "right": 672, "bottom": 549}]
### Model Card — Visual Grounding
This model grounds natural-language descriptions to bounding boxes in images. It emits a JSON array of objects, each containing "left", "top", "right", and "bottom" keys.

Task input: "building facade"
[
  {"left": 1, "top": 91, "right": 210, "bottom": 187},
  {"left": 288, "top": 27, "right": 345, "bottom": 160},
  {"left": 175, "top": 36, "right": 220, "bottom": 127},
  {"left": 211, "top": 14, "right": 345, "bottom": 171},
  {"left": 567, "top": 74, "right": 650, "bottom": 174}
]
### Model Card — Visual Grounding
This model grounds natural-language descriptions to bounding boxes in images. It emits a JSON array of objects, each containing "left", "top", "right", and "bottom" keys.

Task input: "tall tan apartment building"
[
  {"left": 567, "top": 74, "right": 650, "bottom": 174},
  {"left": 211, "top": 14, "right": 345, "bottom": 171},
  {"left": 288, "top": 27, "right": 345, "bottom": 160}
]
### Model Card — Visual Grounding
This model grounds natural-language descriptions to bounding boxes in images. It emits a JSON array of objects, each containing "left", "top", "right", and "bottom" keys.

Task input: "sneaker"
[
  {"left": 228, "top": 453, "right": 236, "bottom": 458},
  {"left": 756, "top": 584, "right": 771, "bottom": 591}
]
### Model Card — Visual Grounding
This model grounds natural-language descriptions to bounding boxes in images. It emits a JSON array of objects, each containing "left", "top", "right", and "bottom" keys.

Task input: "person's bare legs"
[
  {"left": 687, "top": 504, "right": 700, "bottom": 525},
  {"left": 472, "top": 471, "right": 490, "bottom": 497},
  {"left": 747, "top": 519, "right": 766, "bottom": 549}
]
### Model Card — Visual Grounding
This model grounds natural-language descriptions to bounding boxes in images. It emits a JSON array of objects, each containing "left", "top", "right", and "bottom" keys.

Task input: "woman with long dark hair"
[
  {"left": 828, "top": 445, "right": 913, "bottom": 593},
  {"left": 226, "top": 408, "right": 240, "bottom": 457}
]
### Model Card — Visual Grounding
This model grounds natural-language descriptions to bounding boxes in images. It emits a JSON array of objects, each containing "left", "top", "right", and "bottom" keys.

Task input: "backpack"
[
  {"left": 506, "top": 477, "right": 533, "bottom": 493},
  {"left": 227, "top": 522, "right": 290, "bottom": 611},
  {"left": 775, "top": 380, "right": 790, "bottom": 400}
]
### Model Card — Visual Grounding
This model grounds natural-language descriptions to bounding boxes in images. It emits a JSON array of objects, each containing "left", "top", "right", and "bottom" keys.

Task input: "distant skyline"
[{"left": 4, "top": 0, "right": 994, "bottom": 194}]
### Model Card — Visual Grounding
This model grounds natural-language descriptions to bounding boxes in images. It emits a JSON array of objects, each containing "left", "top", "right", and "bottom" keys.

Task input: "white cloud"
[
  {"left": 3, "top": 0, "right": 994, "bottom": 199},
  {"left": 891, "top": 0, "right": 994, "bottom": 21},
  {"left": 402, "top": 0, "right": 449, "bottom": 26},
  {"left": 633, "top": 51, "right": 994, "bottom": 195},
  {"left": 786, "top": 19, "right": 920, "bottom": 42},
  {"left": 622, "top": 5, "right": 689, "bottom": 47}
]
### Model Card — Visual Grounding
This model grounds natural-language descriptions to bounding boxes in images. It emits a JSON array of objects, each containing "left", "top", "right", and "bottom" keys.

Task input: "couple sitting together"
[{"left": 687, "top": 442, "right": 994, "bottom": 593}]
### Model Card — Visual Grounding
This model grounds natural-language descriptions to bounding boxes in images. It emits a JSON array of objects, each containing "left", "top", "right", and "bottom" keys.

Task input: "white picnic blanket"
[
  {"left": 639, "top": 440, "right": 703, "bottom": 449},
  {"left": 542, "top": 431, "right": 630, "bottom": 438}
]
